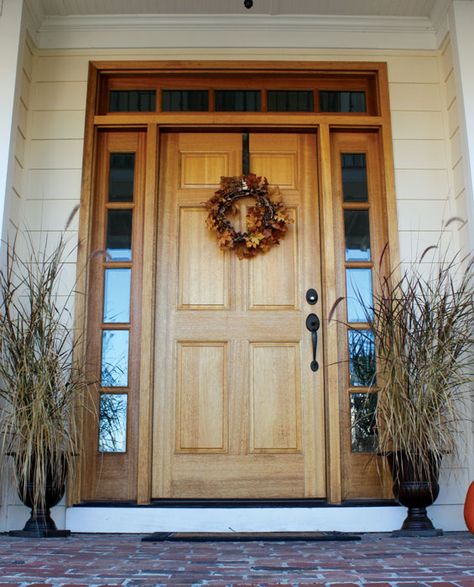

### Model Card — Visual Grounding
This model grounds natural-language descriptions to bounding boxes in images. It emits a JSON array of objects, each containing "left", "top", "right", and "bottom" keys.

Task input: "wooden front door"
[{"left": 152, "top": 131, "right": 326, "bottom": 498}]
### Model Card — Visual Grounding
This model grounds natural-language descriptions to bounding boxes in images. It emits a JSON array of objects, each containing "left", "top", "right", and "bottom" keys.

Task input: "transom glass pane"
[
  {"left": 101, "top": 330, "right": 129, "bottom": 387},
  {"left": 103, "top": 269, "right": 131, "bottom": 323},
  {"left": 320, "top": 90, "right": 366, "bottom": 112},
  {"left": 344, "top": 210, "right": 371, "bottom": 261},
  {"left": 348, "top": 330, "right": 376, "bottom": 387},
  {"left": 341, "top": 153, "right": 368, "bottom": 202},
  {"left": 106, "top": 210, "right": 132, "bottom": 261},
  {"left": 99, "top": 393, "right": 128, "bottom": 452},
  {"left": 108, "top": 153, "right": 135, "bottom": 202},
  {"left": 109, "top": 90, "right": 156, "bottom": 112},
  {"left": 162, "top": 90, "right": 209, "bottom": 112},
  {"left": 267, "top": 90, "right": 314, "bottom": 112},
  {"left": 350, "top": 392, "right": 378, "bottom": 453},
  {"left": 215, "top": 90, "right": 261, "bottom": 112},
  {"left": 346, "top": 268, "right": 373, "bottom": 323}
]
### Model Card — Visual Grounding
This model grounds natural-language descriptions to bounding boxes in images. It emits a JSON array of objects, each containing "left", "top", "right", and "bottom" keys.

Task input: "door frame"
[{"left": 74, "top": 60, "right": 399, "bottom": 505}]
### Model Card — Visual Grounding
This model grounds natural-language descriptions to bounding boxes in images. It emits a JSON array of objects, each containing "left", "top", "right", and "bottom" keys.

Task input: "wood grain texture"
[
  {"left": 153, "top": 131, "right": 325, "bottom": 499},
  {"left": 330, "top": 129, "right": 391, "bottom": 500},
  {"left": 136, "top": 123, "right": 159, "bottom": 503},
  {"left": 81, "top": 129, "right": 145, "bottom": 502},
  {"left": 77, "top": 61, "right": 398, "bottom": 504}
]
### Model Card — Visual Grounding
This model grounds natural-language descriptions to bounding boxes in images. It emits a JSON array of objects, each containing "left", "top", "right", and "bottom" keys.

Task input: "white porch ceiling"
[
  {"left": 25, "top": 0, "right": 468, "bottom": 50},
  {"left": 37, "top": 0, "right": 442, "bottom": 18}
]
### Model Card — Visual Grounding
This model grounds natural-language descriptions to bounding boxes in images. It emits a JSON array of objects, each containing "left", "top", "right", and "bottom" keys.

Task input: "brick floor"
[{"left": 0, "top": 532, "right": 473, "bottom": 586}]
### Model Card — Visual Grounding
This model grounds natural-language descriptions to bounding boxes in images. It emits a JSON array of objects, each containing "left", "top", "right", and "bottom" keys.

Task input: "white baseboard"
[{"left": 65, "top": 504, "right": 466, "bottom": 534}]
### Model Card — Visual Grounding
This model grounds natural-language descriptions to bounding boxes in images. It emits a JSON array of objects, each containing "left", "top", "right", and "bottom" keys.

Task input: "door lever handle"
[{"left": 305, "top": 313, "right": 320, "bottom": 372}]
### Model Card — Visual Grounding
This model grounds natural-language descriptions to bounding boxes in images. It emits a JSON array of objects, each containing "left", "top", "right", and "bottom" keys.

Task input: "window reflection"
[
  {"left": 215, "top": 90, "right": 261, "bottom": 112},
  {"left": 99, "top": 393, "right": 128, "bottom": 452},
  {"left": 344, "top": 210, "right": 371, "bottom": 262},
  {"left": 108, "top": 153, "right": 135, "bottom": 202},
  {"left": 109, "top": 90, "right": 156, "bottom": 112},
  {"left": 348, "top": 330, "right": 376, "bottom": 387},
  {"left": 106, "top": 210, "right": 132, "bottom": 261},
  {"left": 103, "top": 269, "right": 131, "bottom": 323},
  {"left": 346, "top": 268, "right": 373, "bottom": 323},
  {"left": 267, "top": 91, "right": 314, "bottom": 112},
  {"left": 320, "top": 91, "right": 366, "bottom": 113},
  {"left": 341, "top": 153, "right": 368, "bottom": 202},
  {"left": 162, "top": 90, "right": 209, "bottom": 111},
  {"left": 350, "top": 393, "right": 378, "bottom": 453},
  {"left": 101, "top": 330, "right": 129, "bottom": 387}
]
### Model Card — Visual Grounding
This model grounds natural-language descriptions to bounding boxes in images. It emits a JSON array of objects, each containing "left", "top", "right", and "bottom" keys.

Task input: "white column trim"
[
  {"left": 448, "top": 2, "right": 474, "bottom": 250},
  {"left": 0, "top": 0, "right": 25, "bottom": 242}
]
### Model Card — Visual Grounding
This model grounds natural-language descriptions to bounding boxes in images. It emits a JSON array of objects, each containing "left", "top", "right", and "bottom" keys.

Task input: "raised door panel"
[
  {"left": 248, "top": 208, "right": 298, "bottom": 310},
  {"left": 250, "top": 343, "right": 301, "bottom": 452},
  {"left": 176, "top": 343, "right": 228, "bottom": 453},
  {"left": 178, "top": 207, "right": 229, "bottom": 309}
]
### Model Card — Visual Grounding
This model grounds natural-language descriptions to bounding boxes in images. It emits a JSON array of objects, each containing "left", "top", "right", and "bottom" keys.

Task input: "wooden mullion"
[
  {"left": 319, "top": 122, "right": 342, "bottom": 504},
  {"left": 105, "top": 202, "right": 136, "bottom": 210},
  {"left": 100, "top": 324, "right": 131, "bottom": 331},
  {"left": 344, "top": 261, "right": 374, "bottom": 269},
  {"left": 136, "top": 123, "right": 159, "bottom": 504},
  {"left": 342, "top": 202, "right": 371, "bottom": 211}
]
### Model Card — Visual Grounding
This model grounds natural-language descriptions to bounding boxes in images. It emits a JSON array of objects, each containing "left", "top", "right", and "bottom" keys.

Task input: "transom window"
[{"left": 100, "top": 72, "right": 377, "bottom": 115}]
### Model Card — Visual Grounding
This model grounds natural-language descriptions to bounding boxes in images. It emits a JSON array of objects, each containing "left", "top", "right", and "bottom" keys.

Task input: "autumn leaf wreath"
[{"left": 205, "top": 174, "right": 293, "bottom": 259}]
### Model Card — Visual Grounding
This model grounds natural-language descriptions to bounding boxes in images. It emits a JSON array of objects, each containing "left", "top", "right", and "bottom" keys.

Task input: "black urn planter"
[
  {"left": 9, "top": 458, "right": 70, "bottom": 538},
  {"left": 387, "top": 451, "right": 443, "bottom": 537}
]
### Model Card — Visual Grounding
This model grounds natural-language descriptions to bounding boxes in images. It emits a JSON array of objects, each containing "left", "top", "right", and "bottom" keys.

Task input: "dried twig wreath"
[{"left": 205, "top": 174, "right": 293, "bottom": 259}]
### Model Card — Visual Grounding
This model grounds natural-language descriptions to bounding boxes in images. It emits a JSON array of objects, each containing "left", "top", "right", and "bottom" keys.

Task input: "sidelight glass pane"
[
  {"left": 320, "top": 90, "right": 366, "bottom": 112},
  {"left": 215, "top": 90, "right": 261, "bottom": 112},
  {"left": 101, "top": 330, "right": 129, "bottom": 387},
  {"left": 108, "top": 153, "right": 135, "bottom": 202},
  {"left": 344, "top": 210, "right": 371, "bottom": 261},
  {"left": 162, "top": 90, "right": 209, "bottom": 111},
  {"left": 341, "top": 153, "right": 368, "bottom": 202},
  {"left": 348, "top": 330, "right": 376, "bottom": 387},
  {"left": 109, "top": 90, "right": 156, "bottom": 112},
  {"left": 267, "top": 90, "right": 314, "bottom": 112},
  {"left": 106, "top": 210, "right": 132, "bottom": 261},
  {"left": 350, "top": 392, "right": 378, "bottom": 453},
  {"left": 99, "top": 393, "right": 128, "bottom": 452},
  {"left": 346, "top": 268, "right": 373, "bottom": 323},
  {"left": 103, "top": 269, "right": 131, "bottom": 323}
]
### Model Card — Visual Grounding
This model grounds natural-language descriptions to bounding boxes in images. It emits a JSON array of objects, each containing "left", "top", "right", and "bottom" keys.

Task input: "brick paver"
[{"left": 0, "top": 532, "right": 473, "bottom": 586}]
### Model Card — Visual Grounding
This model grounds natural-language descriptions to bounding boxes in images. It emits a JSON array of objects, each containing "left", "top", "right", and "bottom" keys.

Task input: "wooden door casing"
[{"left": 152, "top": 132, "right": 326, "bottom": 499}]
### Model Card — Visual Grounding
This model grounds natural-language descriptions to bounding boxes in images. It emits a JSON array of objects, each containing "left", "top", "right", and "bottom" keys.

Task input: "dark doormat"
[{"left": 142, "top": 531, "right": 361, "bottom": 542}]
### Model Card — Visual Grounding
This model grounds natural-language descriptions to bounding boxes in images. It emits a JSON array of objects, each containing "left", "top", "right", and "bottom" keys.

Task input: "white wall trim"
[{"left": 36, "top": 13, "right": 439, "bottom": 50}]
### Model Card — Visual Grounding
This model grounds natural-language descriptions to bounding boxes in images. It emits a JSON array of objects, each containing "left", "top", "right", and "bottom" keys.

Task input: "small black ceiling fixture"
[{"left": 244, "top": 0, "right": 253, "bottom": 8}]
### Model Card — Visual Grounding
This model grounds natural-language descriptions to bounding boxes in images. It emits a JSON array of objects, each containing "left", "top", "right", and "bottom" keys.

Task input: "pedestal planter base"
[
  {"left": 9, "top": 455, "right": 69, "bottom": 539},
  {"left": 9, "top": 529, "right": 71, "bottom": 538},
  {"left": 392, "top": 528, "right": 443, "bottom": 537},
  {"left": 387, "top": 452, "right": 442, "bottom": 537},
  {"left": 9, "top": 507, "right": 70, "bottom": 538}
]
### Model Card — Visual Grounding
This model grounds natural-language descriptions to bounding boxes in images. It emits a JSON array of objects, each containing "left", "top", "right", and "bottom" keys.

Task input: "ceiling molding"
[
  {"left": 430, "top": 0, "right": 451, "bottom": 46},
  {"left": 36, "top": 13, "right": 439, "bottom": 50}
]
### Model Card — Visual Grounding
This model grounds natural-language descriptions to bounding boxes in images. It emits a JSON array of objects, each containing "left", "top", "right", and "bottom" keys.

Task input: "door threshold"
[{"left": 75, "top": 498, "right": 397, "bottom": 508}]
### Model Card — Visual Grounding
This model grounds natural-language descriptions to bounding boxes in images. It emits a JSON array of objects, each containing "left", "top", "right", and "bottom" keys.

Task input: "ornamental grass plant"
[
  {"left": 0, "top": 216, "right": 88, "bottom": 512},
  {"left": 368, "top": 246, "right": 474, "bottom": 481}
]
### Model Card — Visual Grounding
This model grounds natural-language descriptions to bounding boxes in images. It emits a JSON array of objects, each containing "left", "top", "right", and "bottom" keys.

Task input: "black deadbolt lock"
[{"left": 306, "top": 288, "right": 318, "bottom": 305}]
